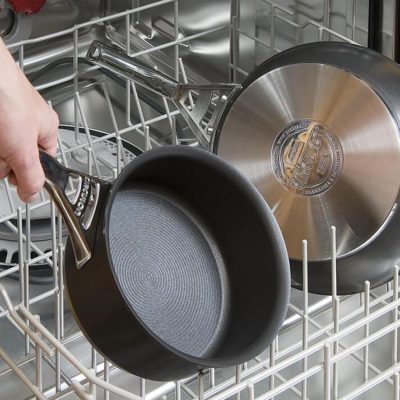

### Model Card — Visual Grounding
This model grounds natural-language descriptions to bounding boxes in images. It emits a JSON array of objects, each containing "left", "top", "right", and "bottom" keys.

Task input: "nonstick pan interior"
[{"left": 109, "top": 182, "right": 230, "bottom": 358}]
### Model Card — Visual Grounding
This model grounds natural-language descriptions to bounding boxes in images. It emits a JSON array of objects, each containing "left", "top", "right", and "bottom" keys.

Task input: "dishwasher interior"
[{"left": 1, "top": 0, "right": 400, "bottom": 399}]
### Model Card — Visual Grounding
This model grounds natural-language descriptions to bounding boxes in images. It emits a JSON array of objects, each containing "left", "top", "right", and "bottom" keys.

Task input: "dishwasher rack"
[{"left": 1, "top": 1, "right": 400, "bottom": 399}]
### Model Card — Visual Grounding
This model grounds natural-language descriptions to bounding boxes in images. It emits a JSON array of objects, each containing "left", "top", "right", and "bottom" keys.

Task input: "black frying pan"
[{"left": 40, "top": 145, "right": 290, "bottom": 381}]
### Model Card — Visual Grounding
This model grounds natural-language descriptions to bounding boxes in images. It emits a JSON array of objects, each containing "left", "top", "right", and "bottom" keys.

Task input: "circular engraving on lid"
[{"left": 272, "top": 120, "right": 343, "bottom": 196}]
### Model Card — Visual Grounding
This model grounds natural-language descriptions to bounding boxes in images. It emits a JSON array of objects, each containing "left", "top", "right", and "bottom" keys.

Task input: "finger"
[
  {"left": 7, "top": 150, "right": 44, "bottom": 203},
  {"left": 38, "top": 105, "right": 59, "bottom": 156},
  {"left": 0, "top": 158, "right": 11, "bottom": 180},
  {"left": 8, "top": 172, "right": 17, "bottom": 186}
]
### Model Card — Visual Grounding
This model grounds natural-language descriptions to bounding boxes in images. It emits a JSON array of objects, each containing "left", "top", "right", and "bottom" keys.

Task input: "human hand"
[{"left": 0, "top": 38, "right": 59, "bottom": 203}]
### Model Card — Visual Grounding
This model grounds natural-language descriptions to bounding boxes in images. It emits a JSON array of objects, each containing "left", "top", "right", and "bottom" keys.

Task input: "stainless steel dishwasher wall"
[
  {"left": 1, "top": 1, "right": 400, "bottom": 400},
  {"left": 1, "top": 0, "right": 101, "bottom": 47},
  {"left": 105, "top": 0, "right": 256, "bottom": 82}
]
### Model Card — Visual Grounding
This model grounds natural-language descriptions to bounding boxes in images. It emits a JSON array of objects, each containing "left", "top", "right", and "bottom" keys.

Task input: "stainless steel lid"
[{"left": 217, "top": 63, "right": 400, "bottom": 261}]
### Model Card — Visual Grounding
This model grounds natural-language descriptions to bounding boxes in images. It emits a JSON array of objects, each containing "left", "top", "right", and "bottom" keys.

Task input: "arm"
[{"left": 0, "top": 38, "right": 58, "bottom": 203}]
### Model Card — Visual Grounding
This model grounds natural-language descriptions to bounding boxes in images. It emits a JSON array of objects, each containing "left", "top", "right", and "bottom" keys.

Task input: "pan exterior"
[
  {"left": 214, "top": 42, "right": 400, "bottom": 294},
  {"left": 63, "top": 146, "right": 290, "bottom": 380}
]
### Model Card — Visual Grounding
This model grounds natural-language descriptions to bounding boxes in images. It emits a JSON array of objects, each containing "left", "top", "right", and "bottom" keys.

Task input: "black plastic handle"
[
  {"left": 40, "top": 151, "right": 70, "bottom": 193},
  {"left": 39, "top": 151, "right": 111, "bottom": 269}
]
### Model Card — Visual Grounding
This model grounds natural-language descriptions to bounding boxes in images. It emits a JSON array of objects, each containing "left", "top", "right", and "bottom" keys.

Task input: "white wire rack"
[{"left": 1, "top": 1, "right": 400, "bottom": 399}]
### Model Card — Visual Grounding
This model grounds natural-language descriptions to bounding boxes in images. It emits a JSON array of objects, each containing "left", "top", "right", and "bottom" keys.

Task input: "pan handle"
[
  {"left": 86, "top": 40, "right": 181, "bottom": 99},
  {"left": 86, "top": 41, "right": 241, "bottom": 149},
  {"left": 39, "top": 151, "right": 111, "bottom": 269}
]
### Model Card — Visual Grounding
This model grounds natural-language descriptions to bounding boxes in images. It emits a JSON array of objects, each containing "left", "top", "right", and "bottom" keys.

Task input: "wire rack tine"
[
  {"left": 0, "top": 285, "right": 144, "bottom": 400},
  {"left": 302, "top": 239, "right": 309, "bottom": 400}
]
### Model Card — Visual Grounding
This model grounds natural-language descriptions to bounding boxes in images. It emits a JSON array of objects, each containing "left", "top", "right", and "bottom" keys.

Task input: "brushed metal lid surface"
[{"left": 217, "top": 63, "right": 400, "bottom": 261}]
